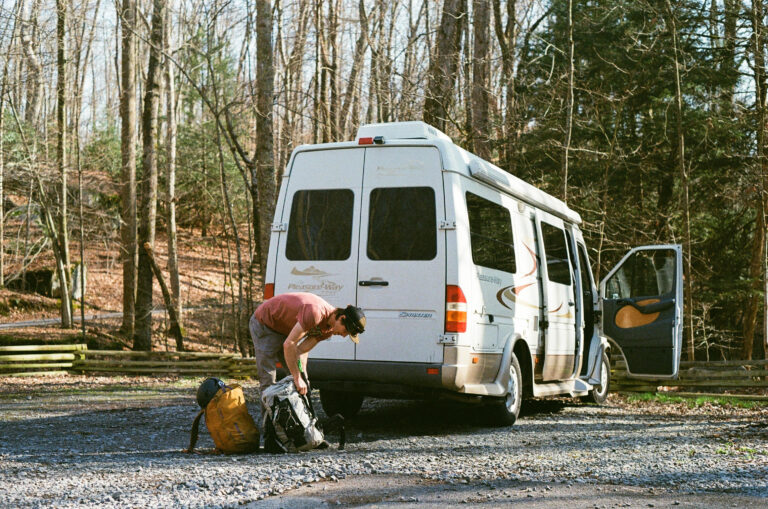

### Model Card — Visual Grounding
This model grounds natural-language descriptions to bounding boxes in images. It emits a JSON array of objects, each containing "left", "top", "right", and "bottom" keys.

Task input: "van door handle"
[{"left": 359, "top": 280, "right": 389, "bottom": 287}]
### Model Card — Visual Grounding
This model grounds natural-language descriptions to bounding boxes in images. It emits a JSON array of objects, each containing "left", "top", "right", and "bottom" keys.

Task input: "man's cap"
[{"left": 341, "top": 305, "right": 366, "bottom": 343}]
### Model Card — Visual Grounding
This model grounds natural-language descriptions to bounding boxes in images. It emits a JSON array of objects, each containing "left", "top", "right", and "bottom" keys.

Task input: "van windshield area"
[
  {"left": 606, "top": 249, "right": 676, "bottom": 299},
  {"left": 286, "top": 189, "right": 354, "bottom": 260}
]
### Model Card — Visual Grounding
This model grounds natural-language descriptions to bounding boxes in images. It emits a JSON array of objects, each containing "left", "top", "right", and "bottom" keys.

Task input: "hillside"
[{"left": 0, "top": 227, "right": 257, "bottom": 353}]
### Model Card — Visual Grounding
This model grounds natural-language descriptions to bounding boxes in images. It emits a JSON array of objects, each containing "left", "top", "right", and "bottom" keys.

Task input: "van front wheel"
[
  {"left": 582, "top": 352, "right": 611, "bottom": 405},
  {"left": 319, "top": 390, "right": 364, "bottom": 419},
  {"left": 487, "top": 353, "right": 523, "bottom": 426}
]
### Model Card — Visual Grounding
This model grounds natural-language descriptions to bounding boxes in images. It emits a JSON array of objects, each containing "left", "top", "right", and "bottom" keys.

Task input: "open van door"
[{"left": 599, "top": 245, "right": 683, "bottom": 378}]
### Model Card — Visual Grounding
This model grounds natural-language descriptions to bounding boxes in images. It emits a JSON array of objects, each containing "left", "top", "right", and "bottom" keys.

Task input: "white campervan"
[{"left": 264, "top": 121, "right": 683, "bottom": 425}]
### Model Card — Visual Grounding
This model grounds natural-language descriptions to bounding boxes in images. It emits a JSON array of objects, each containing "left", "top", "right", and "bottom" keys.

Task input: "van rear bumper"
[
  {"left": 308, "top": 359, "right": 447, "bottom": 398},
  {"left": 307, "top": 349, "right": 503, "bottom": 398}
]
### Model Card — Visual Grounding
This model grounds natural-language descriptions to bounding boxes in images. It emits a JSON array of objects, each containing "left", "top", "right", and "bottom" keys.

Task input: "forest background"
[{"left": 0, "top": 0, "right": 766, "bottom": 362}]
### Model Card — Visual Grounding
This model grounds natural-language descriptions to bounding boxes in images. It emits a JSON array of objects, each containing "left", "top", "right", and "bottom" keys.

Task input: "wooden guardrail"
[
  {"left": 2, "top": 345, "right": 767, "bottom": 401},
  {"left": 611, "top": 356, "right": 768, "bottom": 397},
  {"left": 0, "top": 344, "right": 87, "bottom": 377},
  {"left": 0, "top": 344, "right": 261, "bottom": 378}
]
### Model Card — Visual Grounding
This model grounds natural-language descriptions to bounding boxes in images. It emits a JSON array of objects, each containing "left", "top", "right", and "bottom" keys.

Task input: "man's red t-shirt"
[{"left": 254, "top": 292, "right": 336, "bottom": 340}]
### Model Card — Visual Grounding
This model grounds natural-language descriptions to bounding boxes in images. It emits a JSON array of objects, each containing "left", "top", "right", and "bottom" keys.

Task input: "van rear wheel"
[
  {"left": 319, "top": 390, "right": 364, "bottom": 419},
  {"left": 487, "top": 353, "right": 523, "bottom": 426},
  {"left": 582, "top": 352, "right": 610, "bottom": 405}
]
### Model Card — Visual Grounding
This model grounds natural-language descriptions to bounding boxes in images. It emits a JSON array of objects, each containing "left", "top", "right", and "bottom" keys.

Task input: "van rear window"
[
  {"left": 367, "top": 187, "right": 436, "bottom": 260},
  {"left": 286, "top": 189, "right": 354, "bottom": 260},
  {"left": 466, "top": 192, "right": 516, "bottom": 274}
]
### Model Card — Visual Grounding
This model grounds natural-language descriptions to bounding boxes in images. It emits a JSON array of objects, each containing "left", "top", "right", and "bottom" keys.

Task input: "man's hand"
[{"left": 294, "top": 374, "right": 308, "bottom": 395}]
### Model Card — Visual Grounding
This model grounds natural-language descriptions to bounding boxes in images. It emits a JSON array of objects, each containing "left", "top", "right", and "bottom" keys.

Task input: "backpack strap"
[
  {"left": 299, "top": 370, "right": 316, "bottom": 418},
  {"left": 186, "top": 408, "right": 206, "bottom": 453}
]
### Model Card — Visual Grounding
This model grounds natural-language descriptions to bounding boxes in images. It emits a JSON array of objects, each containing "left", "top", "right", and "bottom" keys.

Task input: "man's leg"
[{"left": 250, "top": 315, "right": 286, "bottom": 425}]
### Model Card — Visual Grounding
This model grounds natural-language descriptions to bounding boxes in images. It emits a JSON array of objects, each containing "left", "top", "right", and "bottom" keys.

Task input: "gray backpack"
[{"left": 261, "top": 374, "right": 345, "bottom": 453}]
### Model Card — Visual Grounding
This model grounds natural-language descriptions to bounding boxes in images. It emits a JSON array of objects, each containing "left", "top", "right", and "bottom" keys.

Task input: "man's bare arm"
[{"left": 283, "top": 323, "right": 319, "bottom": 394}]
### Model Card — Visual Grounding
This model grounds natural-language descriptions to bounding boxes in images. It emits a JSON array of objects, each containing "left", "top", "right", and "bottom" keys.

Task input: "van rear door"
[
  {"left": 354, "top": 146, "right": 446, "bottom": 363},
  {"left": 599, "top": 245, "right": 683, "bottom": 377},
  {"left": 273, "top": 148, "right": 365, "bottom": 361}
]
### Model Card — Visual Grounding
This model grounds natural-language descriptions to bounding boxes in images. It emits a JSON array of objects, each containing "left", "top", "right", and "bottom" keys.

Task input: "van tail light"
[
  {"left": 445, "top": 285, "right": 467, "bottom": 333},
  {"left": 264, "top": 283, "right": 275, "bottom": 300},
  {"left": 358, "top": 137, "right": 374, "bottom": 145}
]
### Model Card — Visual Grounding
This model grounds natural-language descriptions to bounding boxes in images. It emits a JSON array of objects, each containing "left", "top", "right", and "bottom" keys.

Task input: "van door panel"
[
  {"left": 600, "top": 245, "right": 683, "bottom": 377},
  {"left": 537, "top": 217, "right": 577, "bottom": 381},
  {"left": 355, "top": 147, "right": 445, "bottom": 364},
  {"left": 274, "top": 148, "right": 365, "bottom": 361}
]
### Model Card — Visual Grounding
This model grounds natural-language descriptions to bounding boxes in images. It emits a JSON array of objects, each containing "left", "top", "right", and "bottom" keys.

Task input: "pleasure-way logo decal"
[
  {"left": 291, "top": 266, "right": 331, "bottom": 277},
  {"left": 287, "top": 266, "right": 343, "bottom": 296}
]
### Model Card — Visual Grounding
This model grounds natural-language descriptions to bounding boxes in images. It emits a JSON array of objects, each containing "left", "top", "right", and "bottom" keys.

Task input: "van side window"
[
  {"left": 286, "top": 189, "right": 354, "bottom": 260},
  {"left": 541, "top": 223, "right": 571, "bottom": 285},
  {"left": 465, "top": 192, "right": 516, "bottom": 273},
  {"left": 367, "top": 187, "right": 436, "bottom": 260}
]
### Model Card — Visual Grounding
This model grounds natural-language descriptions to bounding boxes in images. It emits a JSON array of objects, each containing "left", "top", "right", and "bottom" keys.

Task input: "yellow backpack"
[{"left": 187, "top": 380, "right": 259, "bottom": 454}]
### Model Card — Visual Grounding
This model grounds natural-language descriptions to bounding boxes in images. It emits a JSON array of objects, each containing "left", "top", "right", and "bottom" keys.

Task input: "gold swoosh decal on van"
[
  {"left": 497, "top": 284, "right": 540, "bottom": 311},
  {"left": 523, "top": 243, "right": 537, "bottom": 277},
  {"left": 549, "top": 301, "right": 573, "bottom": 318}
]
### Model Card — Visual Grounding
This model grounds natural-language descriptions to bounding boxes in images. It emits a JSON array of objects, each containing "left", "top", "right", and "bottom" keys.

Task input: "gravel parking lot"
[{"left": 0, "top": 376, "right": 766, "bottom": 508}]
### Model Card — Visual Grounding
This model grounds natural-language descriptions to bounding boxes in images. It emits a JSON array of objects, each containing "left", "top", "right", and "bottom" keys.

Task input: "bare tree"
[
  {"left": 56, "top": 0, "right": 73, "bottom": 328},
  {"left": 424, "top": 0, "right": 467, "bottom": 132},
  {"left": 492, "top": 0, "right": 517, "bottom": 170},
  {"left": 134, "top": 0, "right": 165, "bottom": 351},
  {"left": 562, "top": 0, "right": 574, "bottom": 203},
  {"left": 254, "top": 0, "right": 276, "bottom": 281},
  {"left": 665, "top": 0, "right": 694, "bottom": 361},
  {"left": 743, "top": 0, "right": 768, "bottom": 360},
  {"left": 164, "top": 6, "right": 182, "bottom": 343},
  {"left": 471, "top": 0, "right": 491, "bottom": 159},
  {"left": 20, "top": 0, "right": 43, "bottom": 128},
  {"left": 119, "top": 0, "right": 138, "bottom": 337},
  {"left": 0, "top": 68, "right": 6, "bottom": 289},
  {"left": 0, "top": 4, "right": 15, "bottom": 289}
]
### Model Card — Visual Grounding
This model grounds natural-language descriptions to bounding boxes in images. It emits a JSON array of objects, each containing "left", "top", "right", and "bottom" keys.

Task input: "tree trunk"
[
  {"left": 0, "top": 73, "right": 5, "bottom": 288},
  {"left": 722, "top": 0, "right": 738, "bottom": 107},
  {"left": 328, "top": 0, "right": 341, "bottom": 139},
  {"left": 56, "top": 0, "right": 73, "bottom": 329},
  {"left": 744, "top": 0, "right": 768, "bottom": 360},
  {"left": 562, "top": 0, "right": 574, "bottom": 203},
  {"left": 164, "top": 11, "right": 182, "bottom": 337},
  {"left": 319, "top": 2, "right": 331, "bottom": 142},
  {"left": 215, "top": 122, "right": 247, "bottom": 356},
  {"left": 471, "top": 0, "right": 491, "bottom": 160},
  {"left": 20, "top": 0, "right": 43, "bottom": 128},
  {"left": 0, "top": 4, "right": 20, "bottom": 290},
  {"left": 254, "top": 0, "right": 276, "bottom": 284},
  {"left": 339, "top": 1, "right": 369, "bottom": 138},
  {"left": 665, "top": 0, "right": 694, "bottom": 361},
  {"left": 423, "top": 0, "right": 466, "bottom": 132},
  {"left": 119, "top": 0, "right": 138, "bottom": 336},
  {"left": 142, "top": 243, "right": 184, "bottom": 350},
  {"left": 134, "top": 0, "right": 164, "bottom": 351},
  {"left": 8, "top": 100, "right": 71, "bottom": 325}
]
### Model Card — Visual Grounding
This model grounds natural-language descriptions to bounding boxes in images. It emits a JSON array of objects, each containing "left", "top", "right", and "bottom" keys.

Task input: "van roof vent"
[{"left": 356, "top": 121, "right": 452, "bottom": 143}]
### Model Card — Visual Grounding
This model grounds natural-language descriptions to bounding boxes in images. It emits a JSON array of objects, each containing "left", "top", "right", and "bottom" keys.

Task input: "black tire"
[
  {"left": 487, "top": 353, "right": 523, "bottom": 426},
  {"left": 319, "top": 390, "right": 364, "bottom": 419},
  {"left": 582, "top": 352, "right": 610, "bottom": 405}
]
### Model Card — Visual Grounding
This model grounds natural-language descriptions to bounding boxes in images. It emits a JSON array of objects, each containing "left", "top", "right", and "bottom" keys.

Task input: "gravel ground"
[{"left": 0, "top": 376, "right": 766, "bottom": 508}]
